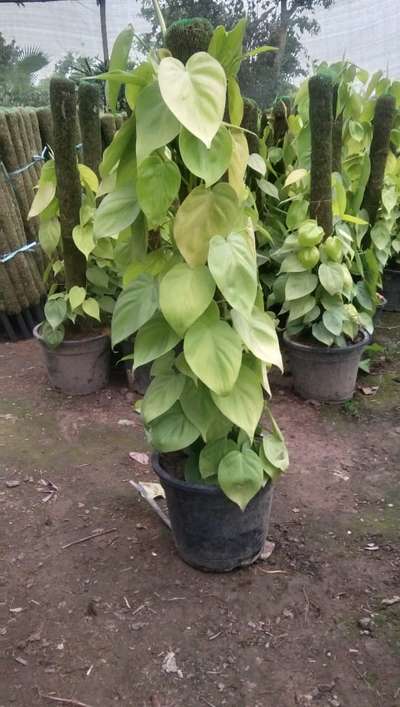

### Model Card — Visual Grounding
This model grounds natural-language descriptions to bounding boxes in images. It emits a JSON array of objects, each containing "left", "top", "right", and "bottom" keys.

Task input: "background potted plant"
[
  {"left": 253, "top": 64, "right": 399, "bottom": 401},
  {"left": 32, "top": 78, "right": 112, "bottom": 394},
  {"left": 101, "top": 17, "right": 288, "bottom": 571}
]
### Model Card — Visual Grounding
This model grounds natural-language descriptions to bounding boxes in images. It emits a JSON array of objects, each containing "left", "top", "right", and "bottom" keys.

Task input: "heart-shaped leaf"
[
  {"left": 141, "top": 372, "right": 186, "bottom": 424},
  {"left": 231, "top": 307, "right": 283, "bottom": 371},
  {"left": 218, "top": 449, "right": 264, "bottom": 510},
  {"left": 208, "top": 232, "right": 257, "bottom": 316},
  {"left": 160, "top": 262, "right": 215, "bottom": 336},
  {"left": 211, "top": 365, "right": 263, "bottom": 441},
  {"left": 111, "top": 274, "right": 158, "bottom": 346},
  {"left": 158, "top": 52, "right": 226, "bottom": 148},
  {"left": 174, "top": 184, "right": 239, "bottom": 266},
  {"left": 179, "top": 126, "right": 232, "bottom": 187},
  {"left": 137, "top": 155, "right": 181, "bottom": 226},
  {"left": 136, "top": 82, "right": 180, "bottom": 164},
  {"left": 184, "top": 313, "right": 242, "bottom": 395}
]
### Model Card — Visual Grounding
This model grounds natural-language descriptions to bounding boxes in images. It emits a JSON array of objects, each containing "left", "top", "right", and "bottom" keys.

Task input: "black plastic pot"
[
  {"left": 383, "top": 267, "right": 400, "bottom": 312},
  {"left": 152, "top": 453, "right": 273, "bottom": 572},
  {"left": 283, "top": 329, "right": 370, "bottom": 402},
  {"left": 34, "top": 324, "right": 110, "bottom": 395}
]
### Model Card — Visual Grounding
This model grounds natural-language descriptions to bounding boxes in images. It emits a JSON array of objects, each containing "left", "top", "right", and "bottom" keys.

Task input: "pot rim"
[
  {"left": 384, "top": 266, "right": 400, "bottom": 275},
  {"left": 152, "top": 452, "right": 223, "bottom": 495},
  {"left": 33, "top": 322, "right": 110, "bottom": 347},
  {"left": 283, "top": 327, "right": 370, "bottom": 355}
]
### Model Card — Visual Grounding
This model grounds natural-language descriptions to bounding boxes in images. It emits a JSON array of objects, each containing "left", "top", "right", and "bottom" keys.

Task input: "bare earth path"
[{"left": 0, "top": 314, "right": 399, "bottom": 707}]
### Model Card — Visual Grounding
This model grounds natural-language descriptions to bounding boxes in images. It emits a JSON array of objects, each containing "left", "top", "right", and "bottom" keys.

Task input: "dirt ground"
[{"left": 0, "top": 314, "right": 399, "bottom": 707}]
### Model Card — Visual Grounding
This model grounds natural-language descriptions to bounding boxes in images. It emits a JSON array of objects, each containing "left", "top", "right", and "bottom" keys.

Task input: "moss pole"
[
  {"left": 241, "top": 97, "right": 259, "bottom": 155},
  {"left": 362, "top": 94, "right": 396, "bottom": 225},
  {"left": 50, "top": 77, "right": 86, "bottom": 290},
  {"left": 165, "top": 17, "right": 213, "bottom": 64},
  {"left": 36, "top": 107, "right": 54, "bottom": 150},
  {"left": 332, "top": 84, "right": 343, "bottom": 174},
  {"left": 78, "top": 82, "right": 103, "bottom": 177},
  {"left": 101, "top": 114, "right": 116, "bottom": 150},
  {"left": 309, "top": 74, "right": 333, "bottom": 238}
]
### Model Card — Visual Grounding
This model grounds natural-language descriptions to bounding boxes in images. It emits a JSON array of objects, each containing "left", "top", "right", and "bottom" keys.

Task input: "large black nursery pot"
[
  {"left": 34, "top": 324, "right": 110, "bottom": 395},
  {"left": 283, "top": 330, "right": 370, "bottom": 402},
  {"left": 383, "top": 267, "right": 400, "bottom": 312},
  {"left": 152, "top": 453, "right": 273, "bottom": 572}
]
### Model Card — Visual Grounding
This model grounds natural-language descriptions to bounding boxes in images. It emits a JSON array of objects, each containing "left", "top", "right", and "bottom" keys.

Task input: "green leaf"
[
  {"left": 371, "top": 222, "right": 391, "bottom": 250},
  {"left": 174, "top": 351, "right": 197, "bottom": 384},
  {"left": 286, "top": 199, "right": 309, "bottom": 230},
  {"left": 218, "top": 449, "right": 263, "bottom": 510},
  {"left": 137, "top": 155, "right": 181, "bottom": 226},
  {"left": 78, "top": 164, "right": 99, "bottom": 193},
  {"left": 87, "top": 265, "right": 108, "bottom": 289},
  {"left": 148, "top": 402, "right": 200, "bottom": 453},
  {"left": 349, "top": 120, "right": 364, "bottom": 142},
  {"left": 45, "top": 298, "right": 67, "bottom": 330},
  {"left": 257, "top": 178, "right": 279, "bottom": 200},
  {"left": 287, "top": 295, "right": 316, "bottom": 323},
  {"left": 99, "top": 296, "right": 115, "bottom": 314},
  {"left": 72, "top": 223, "right": 95, "bottom": 259},
  {"left": 262, "top": 434, "right": 289, "bottom": 472},
  {"left": 29, "top": 180, "right": 56, "bottom": 218},
  {"left": 284, "top": 168, "right": 307, "bottom": 187},
  {"left": 105, "top": 24, "right": 134, "bottom": 111},
  {"left": 184, "top": 313, "right": 242, "bottom": 395},
  {"left": 134, "top": 313, "right": 180, "bottom": 368},
  {"left": 199, "top": 438, "right": 237, "bottom": 479},
  {"left": 231, "top": 307, "right": 283, "bottom": 371},
  {"left": 208, "top": 232, "right": 257, "bottom": 316},
  {"left": 160, "top": 262, "right": 215, "bottom": 336},
  {"left": 322, "top": 308, "right": 344, "bottom": 336},
  {"left": 69, "top": 286, "right": 86, "bottom": 310},
  {"left": 150, "top": 350, "right": 175, "bottom": 376},
  {"left": 228, "top": 128, "right": 249, "bottom": 199},
  {"left": 41, "top": 321, "right": 64, "bottom": 348},
  {"left": 318, "top": 263, "right": 344, "bottom": 296},
  {"left": 100, "top": 115, "right": 136, "bottom": 178},
  {"left": 125, "top": 62, "right": 155, "bottom": 110},
  {"left": 174, "top": 184, "right": 239, "bottom": 266},
  {"left": 158, "top": 53, "right": 226, "bottom": 148},
  {"left": 179, "top": 125, "right": 232, "bottom": 187},
  {"left": 332, "top": 172, "right": 346, "bottom": 216},
  {"left": 142, "top": 372, "right": 186, "bottom": 424},
  {"left": 285, "top": 272, "right": 318, "bottom": 301},
  {"left": 211, "top": 365, "right": 263, "bottom": 441},
  {"left": 38, "top": 218, "right": 60, "bottom": 257},
  {"left": 208, "top": 19, "right": 246, "bottom": 78},
  {"left": 247, "top": 153, "right": 266, "bottom": 176},
  {"left": 227, "top": 76, "right": 243, "bottom": 125},
  {"left": 341, "top": 213, "right": 368, "bottom": 225},
  {"left": 111, "top": 274, "right": 158, "bottom": 346},
  {"left": 312, "top": 321, "right": 334, "bottom": 346},
  {"left": 94, "top": 186, "right": 140, "bottom": 239},
  {"left": 180, "top": 379, "right": 225, "bottom": 441},
  {"left": 279, "top": 253, "right": 307, "bottom": 273},
  {"left": 136, "top": 82, "right": 180, "bottom": 164},
  {"left": 82, "top": 298, "right": 100, "bottom": 321}
]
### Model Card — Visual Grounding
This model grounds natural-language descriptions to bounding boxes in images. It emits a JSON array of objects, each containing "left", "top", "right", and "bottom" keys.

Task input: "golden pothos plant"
[{"left": 96, "top": 19, "right": 288, "bottom": 510}]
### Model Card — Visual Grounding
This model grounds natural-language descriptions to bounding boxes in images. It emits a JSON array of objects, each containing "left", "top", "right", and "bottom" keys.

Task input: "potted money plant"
[{"left": 101, "top": 18, "right": 288, "bottom": 571}]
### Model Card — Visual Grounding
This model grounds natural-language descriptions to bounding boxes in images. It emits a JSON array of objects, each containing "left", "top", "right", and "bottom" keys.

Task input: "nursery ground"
[{"left": 0, "top": 315, "right": 399, "bottom": 707}]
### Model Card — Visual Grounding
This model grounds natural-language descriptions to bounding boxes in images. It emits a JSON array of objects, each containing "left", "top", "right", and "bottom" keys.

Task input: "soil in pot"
[
  {"left": 283, "top": 329, "right": 370, "bottom": 402},
  {"left": 383, "top": 266, "right": 400, "bottom": 312},
  {"left": 34, "top": 323, "right": 111, "bottom": 395},
  {"left": 152, "top": 452, "right": 273, "bottom": 573}
]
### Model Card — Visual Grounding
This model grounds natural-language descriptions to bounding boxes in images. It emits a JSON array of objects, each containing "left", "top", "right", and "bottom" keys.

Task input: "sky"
[{"left": 0, "top": 0, "right": 399, "bottom": 79}]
